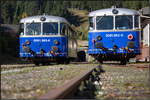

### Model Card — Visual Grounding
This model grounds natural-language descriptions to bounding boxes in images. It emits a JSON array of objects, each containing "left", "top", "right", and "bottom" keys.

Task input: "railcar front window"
[
  {"left": 96, "top": 16, "right": 113, "bottom": 30},
  {"left": 89, "top": 17, "right": 94, "bottom": 30},
  {"left": 134, "top": 15, "right": 139, "bottom": 28},
  {"left": 115, "top": 16, "right": 133, "bottom": 30},
  {"left": 26, "top": 23, "right": 41, "bottom": 35},
  {"left": 43, "top": 23, "right": 58, "bottom": 35}
]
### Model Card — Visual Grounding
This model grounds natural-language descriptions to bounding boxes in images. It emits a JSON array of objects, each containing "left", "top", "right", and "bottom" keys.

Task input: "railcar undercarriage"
[{"left": 92, "top": 53, "right": 138, "bottom": 65}]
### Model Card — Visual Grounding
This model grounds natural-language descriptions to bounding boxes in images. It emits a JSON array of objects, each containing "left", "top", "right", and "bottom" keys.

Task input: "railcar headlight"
[
  {"left": 127, "top": 41, "right": 135, "bottom": 48},
  {"left": 22, "top": 46, "right": 30, "bottom": 52},
  {"left": 54, "top": 40, "right": 59, "bottom": 45},
  {"left": 26, "top": 40, "right": 30, "bottom": 45},
  {"left": 95, "top": 42, "right": 103, "bottom": 49},
  {"left": 97, "top": 36, "right": 102, "bottom": 40}
]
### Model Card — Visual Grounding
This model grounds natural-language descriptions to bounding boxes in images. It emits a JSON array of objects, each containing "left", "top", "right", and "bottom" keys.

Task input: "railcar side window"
[
  {"left": 43, "top": 22, "right": 58, "bottom": 35},
  {"left": 96, "top": 16, "right": 113, "bottom": 30},
  {"left": 26, "top": 23, "right": 41, "bottom": 35},
  {"left": 134, "top": 15, "right": 139, "bottom": 28},
  {"left": 60, "top": 23, "right": 68, "bottom": 35},
  {"left": 19, "top": 23, "right": 24, "bottom": 35},
  {"left": 89, "top": 17, "right": 94, "bottom": 30},
  {"left": 115, "top": 16, "right": 133, "bottom": 30}
]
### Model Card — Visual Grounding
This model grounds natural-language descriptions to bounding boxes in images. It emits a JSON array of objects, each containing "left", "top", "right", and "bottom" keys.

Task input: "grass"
[{"left": 68, "top": 9, "right": 89, "bottom": 40}]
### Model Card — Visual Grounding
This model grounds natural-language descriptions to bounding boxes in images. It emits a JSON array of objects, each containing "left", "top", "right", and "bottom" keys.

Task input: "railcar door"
[
  {"left": 61, "top": 23, "right": 70, "bottom": 57},
  {"left": 61, "top": 23, "right": 77, "bottom": 58}
]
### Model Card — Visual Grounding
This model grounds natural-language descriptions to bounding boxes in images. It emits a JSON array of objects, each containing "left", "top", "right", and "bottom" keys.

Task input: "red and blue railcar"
[
  {"left": 88, "top": 7, "right": 141, "bottom": 64},
  {"left": 19, "top": 15, "right": 78, "bottom": 65}
]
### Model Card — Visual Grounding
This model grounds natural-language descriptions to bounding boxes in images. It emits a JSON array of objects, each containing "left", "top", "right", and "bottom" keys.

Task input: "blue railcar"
[
  {"left": 88, "top": 7, "right": 141, "bottom": 64},
  {"left": 19, "top": 15, "right": 78, "bottom": 65}
]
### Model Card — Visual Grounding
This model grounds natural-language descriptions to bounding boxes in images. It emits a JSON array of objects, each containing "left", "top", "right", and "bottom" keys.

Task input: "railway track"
[
  {"left": 1, "top": 63, "right": 101, "bottom": 99},
  {"left": 37, "top": 65, "right": 101, "bottom": 99},
  {"left": 1, "top": 62, "right": 94, "bottom": 71},
  {"left": 1, "top": 64, "right": 35, "bottom": 71},
  {"left": 128, "top": 64, "right": 149, "bottom": 69},
  {"left": 102, "top": 62, "right": 149, "bottom": 69},
  {"left": 1, "top": 62, "right": 149, "bottom": 99},
  {"left": 97, "top": 63, "right": 150, "bottom": 99}
]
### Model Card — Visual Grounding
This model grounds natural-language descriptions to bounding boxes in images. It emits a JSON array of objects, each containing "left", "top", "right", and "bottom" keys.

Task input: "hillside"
[{"left": 68, "top": 9, "right": 89, "bottom": 40}]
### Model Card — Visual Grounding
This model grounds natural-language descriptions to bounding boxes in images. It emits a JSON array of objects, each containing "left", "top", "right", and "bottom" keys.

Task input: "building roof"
[
  {"left": 20, "top": 15, "right": 68, "bottom": 23},
  {"left": 89, "top": 8, "right": 139, "bottom": 16}
]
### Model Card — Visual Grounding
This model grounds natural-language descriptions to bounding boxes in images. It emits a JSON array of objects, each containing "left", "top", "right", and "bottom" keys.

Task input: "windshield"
[
  {"left": 115, "top": 15, "right": 133, "bottom": 30},
  {"left": 43, "top": 22, "right": 58, "bottom": 35},
  {"left": 96, "top": 16, "right": 113, "bottom": 30},
  {"left": 26, "top": 23, "right": 41, "bottom": 35}
]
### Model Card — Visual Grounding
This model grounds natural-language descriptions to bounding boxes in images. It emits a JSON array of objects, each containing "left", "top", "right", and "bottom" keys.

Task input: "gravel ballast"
[
  {"left": 96, "top": 63, "right": 150, "bottom": 99},
  {"left": 1, "top": 63, "right": 97, "bottom": 99}
]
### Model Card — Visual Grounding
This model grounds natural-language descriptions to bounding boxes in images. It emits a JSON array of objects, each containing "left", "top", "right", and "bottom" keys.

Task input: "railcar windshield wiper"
[
  {"left": 26, "top": 21, "right": 34, "bottom": 28},
  {"left": 96, "top": 16, "right": 104, "bottom": 24}
]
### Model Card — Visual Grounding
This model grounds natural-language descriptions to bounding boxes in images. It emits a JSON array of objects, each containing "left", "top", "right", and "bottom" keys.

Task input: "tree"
[{"left": 1, "top": 1, "right": 16, "bottom": 24}]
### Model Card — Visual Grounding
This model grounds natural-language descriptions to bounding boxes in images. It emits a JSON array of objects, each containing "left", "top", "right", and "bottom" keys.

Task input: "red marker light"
[
  {"left": 92, "top": 39, "right": 96, "bottom": 43},
  {"left": 22, "top": 43, "right": 25, "bottom": 47},
  {"left": 128, "top": 34, "right": 133, "bottom": 40},
  {"left": 129, "top": 49, "right": 133, "bottom": 52}
]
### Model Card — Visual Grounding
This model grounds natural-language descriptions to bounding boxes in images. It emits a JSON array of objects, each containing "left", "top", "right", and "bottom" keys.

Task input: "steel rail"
[{"left": 37, "top": 65, "right": 100, "bottom": 99}]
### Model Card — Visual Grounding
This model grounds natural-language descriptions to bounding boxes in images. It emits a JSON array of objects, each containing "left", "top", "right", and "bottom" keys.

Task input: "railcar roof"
[
  {"left": 89, "top": 8, "right": 139, "bottom": 16},
  {"left": 20, "top": 15, "right": 68, "bottom": 23}
]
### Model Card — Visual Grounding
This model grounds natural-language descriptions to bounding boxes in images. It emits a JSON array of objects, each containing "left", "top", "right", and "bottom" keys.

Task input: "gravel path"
[
  {"left": 1, "top": 63, "right": 97, "bottom": 99},
  {"left": 96, "top": 63, "right": 150, "bottom": 99}
]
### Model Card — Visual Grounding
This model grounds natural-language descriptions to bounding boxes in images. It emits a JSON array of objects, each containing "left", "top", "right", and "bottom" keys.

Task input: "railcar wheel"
[
  {"left": 57, "top": 60, "right": 64, "bottom": 64},
  {"left": 41, "top": 62, "right": 49, "bottom": 66},
  {"left": 64, "top": 58, "right": 70, "bottom": 64},
  {"left": 120, "top": 59, "right": 127, "bottom": 65},
  {"left": 34, "top": 61, "right": 39, "bottom": 66},
  {"left": 77, "top": 51, "right": 86, "bottom": 62},
  {"left": 99, "top": 60, "right": 103, "bottom": 64}
]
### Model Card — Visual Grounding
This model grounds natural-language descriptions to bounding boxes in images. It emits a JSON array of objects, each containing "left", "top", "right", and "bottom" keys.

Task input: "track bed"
[
  {"left": 1, "top": 63, "right": 97, "bottom": 99},
  {"left": 96, "top": 63, "right": 150, "bottom": 99}
]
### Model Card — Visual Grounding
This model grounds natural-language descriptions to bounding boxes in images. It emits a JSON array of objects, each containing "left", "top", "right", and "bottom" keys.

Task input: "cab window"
[
  {"left": 115, "top": 15, "right": 133, "bottom": 30},
  {"left": 43, "top": 22, "right": 58, "bottom": 35},
  {"left": 26, "top": 23, "right": 41, "bottom": 35},
  {"left": 96, "top": 16, "right": 113, "bottom": 30}
]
